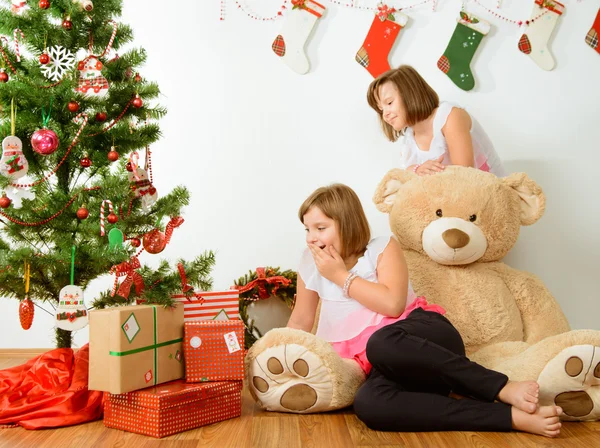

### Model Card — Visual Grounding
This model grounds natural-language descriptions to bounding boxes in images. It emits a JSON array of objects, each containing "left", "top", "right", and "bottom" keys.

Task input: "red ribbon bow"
[
  {"left": 110, "top": 256, "right": 145, "bottom": 299},
  {"left": 165, "top": 216, "right": 184, "bottom": 245},
  {"left": 233, "top": 267, "right": 291, "bottom": 300},
  {"left": 177, "top": 262, "right": 194, "bottom": 294},
  {"left": 377, "top": 4, "right": 396, "bottom": 21}
]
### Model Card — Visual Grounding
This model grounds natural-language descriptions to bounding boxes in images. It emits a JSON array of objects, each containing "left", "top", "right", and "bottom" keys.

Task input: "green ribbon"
[
  {"left": 41, "top": 97, "right": 53, "bottom": 128},
  {"left": 109, "top": 306, "right": 182, "bottom": 386}
]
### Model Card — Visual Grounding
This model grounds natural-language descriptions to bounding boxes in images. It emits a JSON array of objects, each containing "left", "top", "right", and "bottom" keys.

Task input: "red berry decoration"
[
  {"left": 62, "top": 18, "right": 73, "bottom": 30},
  {"left": 125, "top": 162, "right": 133, "bottom": 172},
  {"left": 67, "top": 101, "right": 79, "bottom": 113},
  {"left": 19, "top": 297, "right": 35, "bottom": 330},
  {"left": 80, "top": 156, "right": 92, "bottom": 168},
  {"left": 134, "top": 73, "right": 142, "bottom": 83},
  {"left": 0, "top": 69, "right": 8, "bottom": 83},
  {"left": 130, "top": 237, "right": 141, "bottom": 248},
  {"left": 76, "top": 206, "right": 89, "bottom": 220},
  {"left": 107, "top": 213, "right": 119, "bottom": 224},
  {"left": 143, "top": 229, "right": 166, "bottom": 254},
  {"left": 0, "top": 195, "right": 11, "bottom": 209},
  {"left": 95, "top": 112, "right": 107, "bottom": 122},
  {"left": 107, "top": 148, "right": 119, "bottom": 162},
  {"left": 39, "top": 53, "right": 50, "bottom": 64},
  {"left": 39, "top": 0, "right": 50, "bottom": 9},
  {"left": 132, "top": 96, "right": 143, "bottom": 108}
]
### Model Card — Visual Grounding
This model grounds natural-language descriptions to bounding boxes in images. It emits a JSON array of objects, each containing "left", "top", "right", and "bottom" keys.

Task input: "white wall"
[{"left": 1, "top": 0, "right": 599, "bottom": 348}]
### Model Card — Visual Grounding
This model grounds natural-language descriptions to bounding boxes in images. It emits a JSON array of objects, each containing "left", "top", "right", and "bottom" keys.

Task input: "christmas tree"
[{"left": 0, "top": 0, "right": 214, "bottom": 348}]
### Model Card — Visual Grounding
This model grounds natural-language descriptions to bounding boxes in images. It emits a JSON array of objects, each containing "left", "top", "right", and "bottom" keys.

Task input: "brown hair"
[
  {"left": 367, "top": 65, "right": 439, "bottom": 142},
  {"left": 298, "top": 184, "right": 370, "bottom": 259}
]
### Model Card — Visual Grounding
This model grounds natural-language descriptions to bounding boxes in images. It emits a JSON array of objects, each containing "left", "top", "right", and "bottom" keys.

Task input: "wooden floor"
[{"left": 1, "top": 356, "right": 599, "bottom": 448}]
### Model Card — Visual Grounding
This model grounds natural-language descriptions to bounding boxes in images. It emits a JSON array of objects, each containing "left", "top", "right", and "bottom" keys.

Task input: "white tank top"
[
  {"left": 298, "top": 236, "right": 417, "bottom": 343},
  {"left": 400, "top": 101, "right": 505, "bottom": 177}
]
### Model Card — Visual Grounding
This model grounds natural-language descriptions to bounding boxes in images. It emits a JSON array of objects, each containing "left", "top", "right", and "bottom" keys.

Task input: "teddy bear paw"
[
  {"left": 538, "top": 345, "right": 600, "bottom": 421},
  {"left": 249, "top": 343, "right": 334, "bottom": 413}
]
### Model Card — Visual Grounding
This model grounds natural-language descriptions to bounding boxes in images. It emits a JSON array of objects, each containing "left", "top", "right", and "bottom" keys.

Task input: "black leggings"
[{"left": 353, "top": 308, "right": 513, "bottom": 432}]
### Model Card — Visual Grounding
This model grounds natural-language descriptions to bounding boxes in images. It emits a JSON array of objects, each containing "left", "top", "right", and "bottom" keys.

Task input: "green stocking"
[{"left": 437, "top": 13, "right": 490, "bottom": 91}]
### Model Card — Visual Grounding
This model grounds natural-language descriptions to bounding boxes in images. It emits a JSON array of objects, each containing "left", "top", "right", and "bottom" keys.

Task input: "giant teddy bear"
[{"left": 246, "top": 166, "right": 600, "bottom": 421}]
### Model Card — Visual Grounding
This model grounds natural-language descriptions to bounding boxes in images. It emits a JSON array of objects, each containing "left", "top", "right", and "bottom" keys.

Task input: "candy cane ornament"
[
  {"left": 100, "top": 199, "right": 118, "bottom": 236},
  {"left": 13, "top": 28, "right": 25, "bottom": 62}
]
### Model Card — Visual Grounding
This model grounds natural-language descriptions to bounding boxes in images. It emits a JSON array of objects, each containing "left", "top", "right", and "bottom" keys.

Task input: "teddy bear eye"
[
  {"left": 469, "top": 214, "right": 477, "bottom": 222},
  {"left": 436, "top": 209, "right": 443, "bottom": 217}
]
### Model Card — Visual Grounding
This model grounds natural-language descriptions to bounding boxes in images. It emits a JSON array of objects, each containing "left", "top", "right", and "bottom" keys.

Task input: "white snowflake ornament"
[
  {"left": 5, "top": 184, "right": 35, "bottom": 209},
  {"left": 40, "top": 46, "right": 76, "bottom": 82}
]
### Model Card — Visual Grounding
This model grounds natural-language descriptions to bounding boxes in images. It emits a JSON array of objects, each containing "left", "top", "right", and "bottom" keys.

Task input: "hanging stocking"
[
  {"left": 518, "top": 0, "right": 565, "bottom": 71},
  {"left": 585, "top": 8, "right": 600, "bottom": 55},
  {"left": 437, "top": 12, "right": 490, "bottom": 91},
  {"left": 271, "top": 0, "right": 326, "bottom": 75},
  {"left": 356, "top": 5, "right": 408, "bottom": 78}
]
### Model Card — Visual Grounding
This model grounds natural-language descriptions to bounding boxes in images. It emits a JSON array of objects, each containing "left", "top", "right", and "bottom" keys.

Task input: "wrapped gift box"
[
  {"left": 172, "top": 290, "right": 240, "bottom": 321},
  {"left": 184, "top": 320, "right": 245, "bottom": 382},
  {"left": 104, "top": 379, "right": 242, "bottom": 438},
  {"left": 89, "top": 304, "right": 184, "bottom": 394}
]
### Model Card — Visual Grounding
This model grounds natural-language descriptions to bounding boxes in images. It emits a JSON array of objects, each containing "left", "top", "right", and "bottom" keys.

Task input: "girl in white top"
[
  {"left": 290, "top": 183, "right": 563, "bottom": 437},
  {"left": 367, "top": 65, "right": 505, "bottom": 177}
]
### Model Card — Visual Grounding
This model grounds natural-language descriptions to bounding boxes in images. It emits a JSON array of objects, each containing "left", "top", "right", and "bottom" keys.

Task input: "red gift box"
[
  {"left": 172, "top": 290, "right": 240, "bottom": 321},
  {"left": 184, "top": 320, "right": 245, "bottom": 382},
  {"left": 104, "top": 379, "right": 242, "bottom": 438}
]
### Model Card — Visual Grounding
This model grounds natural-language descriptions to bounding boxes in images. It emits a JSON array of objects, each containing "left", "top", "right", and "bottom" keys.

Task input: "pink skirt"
[{"left": 331, "top": 297, "right": 446, "bottom": 374}]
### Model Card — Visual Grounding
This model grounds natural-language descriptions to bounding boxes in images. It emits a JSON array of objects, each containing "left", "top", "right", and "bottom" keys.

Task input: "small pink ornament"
[{"left": 31, "top": 128, "right": 59, "bottom": 155}]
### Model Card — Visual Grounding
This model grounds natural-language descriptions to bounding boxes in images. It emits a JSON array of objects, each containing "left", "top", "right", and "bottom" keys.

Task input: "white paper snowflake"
[{"left": 40, "top": 46, "right": 76, "bottom": 82}]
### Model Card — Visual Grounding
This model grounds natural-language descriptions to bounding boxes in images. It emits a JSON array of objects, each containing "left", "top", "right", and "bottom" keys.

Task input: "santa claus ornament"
[
  {"left": 1, "top": 101, "right": 29, "bottom": 180},
  {"left": 75, "top": 55, "right": 109, "bottom": 97},
  {"left": 55, "top": 246, "right": 88, "bottom": 331}
]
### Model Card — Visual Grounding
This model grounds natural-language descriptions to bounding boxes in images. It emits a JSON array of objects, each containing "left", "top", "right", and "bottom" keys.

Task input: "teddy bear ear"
[
  {"left": 501, "top": 172, "right": 546, "bottom": 226},
  {"left": 373, "top": 168, "right": 415, "bottom": 213}
]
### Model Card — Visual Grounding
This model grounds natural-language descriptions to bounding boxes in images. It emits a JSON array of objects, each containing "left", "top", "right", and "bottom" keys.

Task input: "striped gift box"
[{"left": 172, "top": 290, "right": 240, "bottom": 321}]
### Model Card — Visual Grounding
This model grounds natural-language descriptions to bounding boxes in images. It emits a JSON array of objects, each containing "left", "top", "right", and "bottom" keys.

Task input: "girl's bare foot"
[
  {"left": 512, "top": 405, "right": 562, "bottom": 438},
  {"left": 498, "top": 380, "right": 539, "bottom": 413}
]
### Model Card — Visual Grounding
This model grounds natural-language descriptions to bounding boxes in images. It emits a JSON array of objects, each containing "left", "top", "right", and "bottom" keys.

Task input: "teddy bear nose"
[{"left": 442, "top": 229, "right": 470, "bottom": 249}]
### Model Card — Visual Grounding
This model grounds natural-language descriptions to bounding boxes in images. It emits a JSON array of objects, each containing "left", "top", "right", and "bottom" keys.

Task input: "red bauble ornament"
[
  {"left": 80, "top": 156, "right": 92, "bottom": 168},
  {"left": 39, "top": 53, "right": 50, "bottom": 64},
  {"left": 67, "top": 101, "right": 79, "bottom": 113},
  {"left": 130, "top": 237, "right": 141, "bottom": 248},
  {"left": 125, "top": 162, "right": 133, "bottom": 172},
  {"left": 0, "top": 195, "right": 11, "bottom": 208},
  {"left": 107, "top": 149, "right": 119, "bottom": 162},
  {"left": 95, "top": 112, "right": 107, "bottom": 122},
  {"left": 134, "top": 73, "right": 142, "bottom": 83},
  {"left": 62, "top": 18, "right": 73, "bottom": 30},
  {"left": 143, "top": 229, "right": 166, "bottom": 254},
  {"left": 76, "top": 206, "right": 89, "bottom": 220},
  {"left": 132, "top": 96, "right": 143, "bottom": 108},
  {"left": 0, "top": 70, "right": 8, "bottom": 83},
  {"left": 107, "top": 213, "right": 119, "bottom": 224},
  {"left": 19, "top": 297, "right": 34, "bottom": 330},
  {"left": 31, "top": 128, "right": 60, "bottom": 155},
  {"left": 39, "top": 0, "right": 50, "bottom": 9}
]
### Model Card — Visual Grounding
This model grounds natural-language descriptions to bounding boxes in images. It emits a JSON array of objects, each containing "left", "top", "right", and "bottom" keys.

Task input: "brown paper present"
[
  {"left": 184, "top": 320, "right": 245, "bottom": 382},
  {"left": 104, "top": 379, "right": 242, "bottom": 438},
  {"left": 89, "top": 304, "right": 184, "bottom": 394}
]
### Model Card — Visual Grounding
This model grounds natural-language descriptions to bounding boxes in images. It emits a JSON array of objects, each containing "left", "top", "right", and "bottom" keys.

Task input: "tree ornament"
[
  {"left": 39, "top": 52, "right": 50, "bottom": 64},
  {"left": 62, "top": 17, "right": 73, "bottom": 30},
  {"left": 73, "top": 0, "right": 93, "bottom": 12},
  {"left": 19, "top": 262, "right": 34, "bottom": 330},
  {"left": 132, "top": 95, "right": 143, "bottom": 108},
  {"left": 0, "top": 69, "right": 8, "bottom": 83},
  {"left": 19, "top": 296, "right": 34, "bottom": 330},
  {"left": 56, "top": 247, "right": 88, "bottom": 331},
  {"left": 1, "top": 101, "right": 29, "bottom": 179},
  {"left": 130, "top": 237, "right": 141, "bottom": 248},
  {"left": 76, "top": 206, "right": 89, "bottom": 219},
  {"left": 125, "top": 162, "right": 133, "bottom": 172},
  {"left": 107, "top": 212, "right": 118, "bottom": 224},
  {"left": 134, "top": 73, "right": 142, "bottom": 83},
  {"left": 143, "top": 228, "right": 166, "bottom": 254},
  {"left": 107, "top": 147, "right": 119, "bottom": 162},
  {"left": 40, "top": 46, "right": 75, "bottom": 82},
  {"left": 31, "top": 128, "right": 60, "bottom": 155},
  {"left": 76, "top": 55, "right": 109, "bottom": 97},
  {"left": 80, "top": 155, "right": 92, "bottom": 167},
  {"left": 11, "top": 0, "right": 28, "bottom": 15},
  {"left": 108, "top": 228, "right": 124, "bottom": 250},
  {"left": 0, "top": 195, "right": 11, "bottom": 208},
  {"left": 39, "top": 0, "right": 49, "bottom": 9},
  {"left": 67, "top": 101, "right": 79, "bottom": 113},
  {"left": 128, "top": 152, "right": 157, "bottom": 211},
  {"left": 95, "top": 111, "right": 107, "bottom": 122}
]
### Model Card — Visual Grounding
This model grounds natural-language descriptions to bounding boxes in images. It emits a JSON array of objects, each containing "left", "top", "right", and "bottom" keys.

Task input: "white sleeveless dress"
[{"left": 400, "top": 101, "right": 505, "bottom": 177}]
